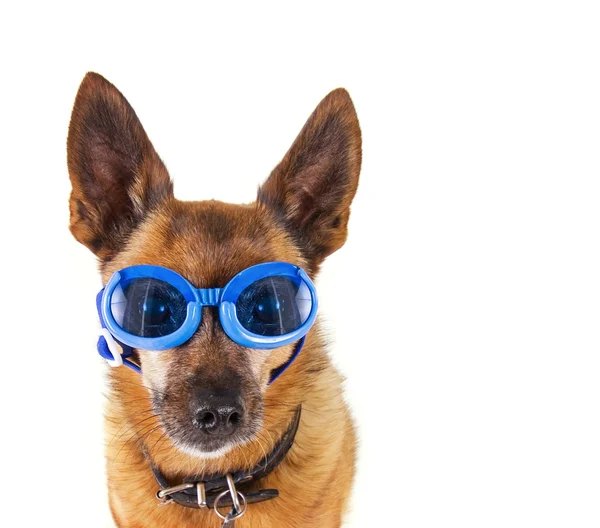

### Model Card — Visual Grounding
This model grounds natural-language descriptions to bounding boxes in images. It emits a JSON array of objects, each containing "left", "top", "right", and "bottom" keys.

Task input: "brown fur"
[{"left": 67, "top": 72, "right": 361, "bottom": 527}]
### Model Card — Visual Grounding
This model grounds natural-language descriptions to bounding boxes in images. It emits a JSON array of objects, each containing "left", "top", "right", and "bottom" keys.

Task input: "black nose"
[{"left": 192, "top": 390, "right": 244, "bottom": 436}]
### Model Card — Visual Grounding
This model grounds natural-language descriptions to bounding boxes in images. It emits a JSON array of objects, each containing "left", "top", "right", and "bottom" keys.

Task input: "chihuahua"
[{"left": 67, "top": 72, "right": 361, "bottom": 527}]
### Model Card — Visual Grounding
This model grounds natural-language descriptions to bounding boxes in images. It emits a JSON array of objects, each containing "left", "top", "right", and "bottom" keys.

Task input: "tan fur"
[{"left": 67, "top": 72, "right": 361, "bottom": 527}]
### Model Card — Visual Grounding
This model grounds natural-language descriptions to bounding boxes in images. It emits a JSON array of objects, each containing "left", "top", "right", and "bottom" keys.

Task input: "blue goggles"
[{"left": 96, "top": 262, "right": 318, "bottom": 381}]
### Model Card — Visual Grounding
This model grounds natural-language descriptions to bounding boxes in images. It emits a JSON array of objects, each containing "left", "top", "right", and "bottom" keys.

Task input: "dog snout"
[{"left": 191, "top": 390, "right": 244, "bottom": 436}]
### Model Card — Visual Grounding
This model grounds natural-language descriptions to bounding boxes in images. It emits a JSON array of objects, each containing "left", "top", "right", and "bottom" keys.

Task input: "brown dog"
[{"left": 67, "top": 72, "right": 361, "bottom": 528}]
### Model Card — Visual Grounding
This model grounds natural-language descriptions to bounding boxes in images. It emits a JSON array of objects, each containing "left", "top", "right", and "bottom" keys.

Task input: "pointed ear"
[
  {"left": 67, "top": 72, "right": 173, "bottom": 260},
  {"left": 258, "top": 88, "right": 362, "bottom": 271}
]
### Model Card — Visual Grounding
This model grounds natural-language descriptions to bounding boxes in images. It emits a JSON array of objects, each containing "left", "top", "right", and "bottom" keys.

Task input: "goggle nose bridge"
[{"left": 196, "top": 287, "right": 223, "bottom": 306}]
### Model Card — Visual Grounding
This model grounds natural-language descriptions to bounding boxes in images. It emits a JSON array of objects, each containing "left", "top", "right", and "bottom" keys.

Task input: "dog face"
[{"left": 67, "top": 73, "right": 361, "bottom": 458}]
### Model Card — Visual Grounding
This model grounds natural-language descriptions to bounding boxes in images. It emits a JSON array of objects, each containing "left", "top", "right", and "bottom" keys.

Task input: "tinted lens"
[
  {"left": 110, "top": 278, "right": 188, "bottom": 338},
  {"left": 235, "top": 276, "right": 312, "bottom": 336}
]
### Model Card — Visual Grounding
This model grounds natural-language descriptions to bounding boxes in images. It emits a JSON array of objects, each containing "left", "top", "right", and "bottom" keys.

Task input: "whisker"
[
  {"left": 109, "top": 378, "right": 168, "bottom": 397},
  {"left": 109, "top": 408, "right": 155, "bottom": 443},
  {"left": 110, "top": 414, "right": 157, "bottom": 448},
  {"left": 112, "top": 418, "right": 160, "bottom": 463},
  {"left": 253, "top": 435, "right": 268, "bottom": 467}
]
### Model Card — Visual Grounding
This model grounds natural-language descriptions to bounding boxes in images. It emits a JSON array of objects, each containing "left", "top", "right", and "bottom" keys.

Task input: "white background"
[{"left": 1, "top": 1, "right": 599, "bottom": 527}]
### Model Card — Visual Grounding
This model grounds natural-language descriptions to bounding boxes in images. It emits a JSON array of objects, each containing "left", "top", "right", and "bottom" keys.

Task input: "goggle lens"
[
  {"left": 111, "top": 278, "right": 188, "bottom": 338},
  {"left": 235, "top": 276, "right": 313, "bottom": 336}
]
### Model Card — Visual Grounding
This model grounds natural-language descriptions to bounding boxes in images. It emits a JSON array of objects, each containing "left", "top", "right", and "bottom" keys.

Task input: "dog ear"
[
  {"left": 67, "top": 72, "right": 173, "bottom": 260},
  {"left": 258, "top": 88, "right": 361, "bottom": 271}
]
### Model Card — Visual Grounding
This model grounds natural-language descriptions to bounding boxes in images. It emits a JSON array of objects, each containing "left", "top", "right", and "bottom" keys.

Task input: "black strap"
[{"left": 150, "top": 406, "right": 302, "bottom": 511}]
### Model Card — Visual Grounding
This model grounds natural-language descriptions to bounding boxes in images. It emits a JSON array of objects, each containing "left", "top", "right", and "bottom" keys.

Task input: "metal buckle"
[
  {"left": 156, "top": 482, "right": 194, "bottom": 506},
  {"left": 156, "top": 475, "right": 248, "bottom": 525},
  {"left": 213, "top": 474, "right": 247, "bottom": 523},
  {"left": 197, "top": 482, "right": 207, "bottom": 508}
]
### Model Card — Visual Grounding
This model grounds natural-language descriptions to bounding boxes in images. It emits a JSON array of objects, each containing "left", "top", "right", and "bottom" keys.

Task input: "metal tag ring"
[{"left": 213, "top": 490, "right": 247, "bottom": 521}]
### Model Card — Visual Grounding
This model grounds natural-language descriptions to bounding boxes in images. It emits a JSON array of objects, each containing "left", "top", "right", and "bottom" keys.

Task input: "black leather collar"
[{"left": 150, "top": 406, "right": 301, "bottom": 510}]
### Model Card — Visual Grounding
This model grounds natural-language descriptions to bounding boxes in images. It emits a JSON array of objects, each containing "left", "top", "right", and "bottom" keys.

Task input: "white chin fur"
[{"left": 173, "top": 441, "right": 235, "bottom": 460}]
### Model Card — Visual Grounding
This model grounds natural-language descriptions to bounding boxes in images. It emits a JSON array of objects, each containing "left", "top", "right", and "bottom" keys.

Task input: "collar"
[{"left": 150, "top": 405, "right": 302, "bottom": 514}]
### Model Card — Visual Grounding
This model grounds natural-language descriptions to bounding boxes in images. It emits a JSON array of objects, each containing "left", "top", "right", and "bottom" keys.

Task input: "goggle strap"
[
  {"left": 96, "top": 289, "right": 140, "bottom": 373},
  {"left": 268, "top": 336, "right": 306, "bottom": 385}
]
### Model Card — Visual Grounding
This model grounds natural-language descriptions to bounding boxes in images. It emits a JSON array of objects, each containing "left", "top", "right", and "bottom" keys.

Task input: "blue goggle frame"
[{"left": 96, "top": 262, "right": 318, "bottom": 383}]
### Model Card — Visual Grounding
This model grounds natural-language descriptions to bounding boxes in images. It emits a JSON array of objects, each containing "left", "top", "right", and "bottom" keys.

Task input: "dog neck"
[{"left": 147, "top": 406, "right": 302, "bottom": 512}]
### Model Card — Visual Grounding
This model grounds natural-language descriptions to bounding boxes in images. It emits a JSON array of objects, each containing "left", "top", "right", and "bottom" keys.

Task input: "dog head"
[{"left": 67, "top": 72, "right": 361, "bottom": 459}]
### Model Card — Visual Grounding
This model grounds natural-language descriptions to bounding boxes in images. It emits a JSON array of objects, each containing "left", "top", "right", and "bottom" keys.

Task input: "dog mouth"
[
  {"left": 161, "top": 425, "right": 257, "bottom": 459},
  {"left": 168, "top": 436, "right": 244, "bottom": 459},
  {"left": 163, "top": 404, "right": 302, "bottom": 461},
  {"left": 151, "top": 395, "right": 263, "bottom": 459}
]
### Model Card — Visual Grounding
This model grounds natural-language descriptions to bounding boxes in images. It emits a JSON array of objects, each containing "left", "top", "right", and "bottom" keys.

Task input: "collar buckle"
[{"left": 156, "top": 482, "right": 194, "bottom": 505}]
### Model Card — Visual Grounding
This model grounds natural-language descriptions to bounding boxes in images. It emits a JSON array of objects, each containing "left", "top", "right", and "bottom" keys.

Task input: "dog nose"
[{"left": 192, "top": 390, "right": 244, "bottom": 436}]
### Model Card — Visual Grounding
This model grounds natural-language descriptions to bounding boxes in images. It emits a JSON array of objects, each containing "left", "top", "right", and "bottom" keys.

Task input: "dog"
[{"left": 67, "top": 72, "right": 362, "bottom": 527}]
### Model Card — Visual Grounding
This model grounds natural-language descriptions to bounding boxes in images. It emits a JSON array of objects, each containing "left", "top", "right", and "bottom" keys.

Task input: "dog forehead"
[
  {"left": 107, "top": 199, "right": 303, "bottom": 287},
  {"left": 169, "top": 200, "right": 259, "bottom": 238}
]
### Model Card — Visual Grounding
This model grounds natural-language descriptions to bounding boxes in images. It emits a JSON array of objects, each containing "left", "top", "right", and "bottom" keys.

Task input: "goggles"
[{"left": 96, "top": 262, "right": 318, "bottom": 383}]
